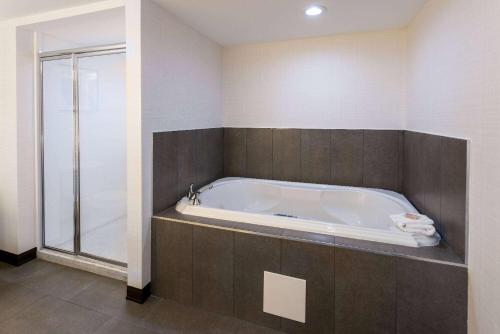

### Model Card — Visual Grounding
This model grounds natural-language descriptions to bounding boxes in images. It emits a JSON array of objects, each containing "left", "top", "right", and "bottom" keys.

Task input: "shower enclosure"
[{"left": 40, "top": 45, "right": 126, "bottom": 265}]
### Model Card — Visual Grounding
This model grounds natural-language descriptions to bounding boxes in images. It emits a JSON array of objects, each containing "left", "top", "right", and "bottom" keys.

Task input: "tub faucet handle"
[{"left": 188, "top": 184, "right": 201, "bottom": 206}]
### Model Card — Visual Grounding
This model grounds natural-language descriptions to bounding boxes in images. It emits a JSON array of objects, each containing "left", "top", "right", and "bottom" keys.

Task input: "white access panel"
[{"left": 263, "top": 271, "right": 306, "bottom": 323}]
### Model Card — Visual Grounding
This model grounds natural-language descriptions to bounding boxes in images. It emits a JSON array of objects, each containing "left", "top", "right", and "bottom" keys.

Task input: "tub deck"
[{"left": 155, "top": 207, "right": 464, "bottom": 266}]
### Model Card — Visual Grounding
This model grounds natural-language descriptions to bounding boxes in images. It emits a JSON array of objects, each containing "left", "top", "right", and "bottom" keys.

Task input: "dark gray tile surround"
[
  {"left": 152, "top": 217, "right": 468, "bottom": 334},
  {"left": 397, "top": 258, "right": 468, "bottom": 334},
  {"left": 153, "top": 128, "right": 223, "bottom": 213},
  {"left": 152, "top": 127, "right": 468, "bottom": 334},
  {"left": 193, "top": 226, "right": 234, "bottom": 316},
  {"left": 153, "top": 128, "right": 467, "bottom": 261},
  {"left": 403, "top": 131, "right": 467, "bottom": 261},
  {"left": 335, "top": 248, "right": 396, "bottom": 334},
  {"left": 234, "top": 234, "right": 281, "bottom": 330},
  {"left": 224, "top": 128, "right": 404, "bottom": 192},
  {"left": 280, "top": 240, "right": 335, "bottom": 334}
]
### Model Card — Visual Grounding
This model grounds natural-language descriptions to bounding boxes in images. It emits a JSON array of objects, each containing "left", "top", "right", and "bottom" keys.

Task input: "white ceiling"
[
  {"left": 0, "top": 0, "right": 105, "bottom": 21},
  {"left": 1, "top": 0, "right": 426, "bottom": 46},
  {"left": 0, "top": 0, "right": 111, "bottom": 21},
  {"left": 24, "top": 8, "right": 125, "bottom": 51},
  {"left": 153, "top": 0, "right": 427, "bottom": 45}
]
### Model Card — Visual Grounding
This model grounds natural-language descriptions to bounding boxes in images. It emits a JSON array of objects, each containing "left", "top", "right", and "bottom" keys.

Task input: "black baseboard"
[
  {"left": 0, "top": 247, "right": 37, "bottom": 266},
  {"left": 126, "top": 282, "right": 151, "bottom": 304}
]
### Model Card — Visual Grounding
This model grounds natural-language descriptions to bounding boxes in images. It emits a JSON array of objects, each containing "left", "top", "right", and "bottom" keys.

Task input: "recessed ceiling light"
[{"left": 305, "top": 5, "right": 326, "bottom": 16}]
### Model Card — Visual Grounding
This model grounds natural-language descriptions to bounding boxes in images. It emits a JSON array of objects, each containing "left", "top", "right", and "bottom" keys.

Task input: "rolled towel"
[
  {"left": 395, "top": 222, "right": 436, "bottom": 236},
  {"left": 390, "top": 213, "right": 433, "bottom": 225}
]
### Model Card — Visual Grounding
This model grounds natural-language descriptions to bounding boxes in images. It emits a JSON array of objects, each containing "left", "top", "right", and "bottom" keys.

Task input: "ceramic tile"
[
  {"left": 280, "top": 240, "right": 334, "bottom": 334},
  {"left": 153, "top": 220, "right": 193, "bottom": 305},
  {"left": 396, "top": 258, "right": 467, "bottom": 334},
  {"left": 246, "top": 128, "right": 273, "bottom": 179},
  {"left": 335, "top": 248, "right": 396, "bottom": 334},
  {"left": 153, "top": 131, "right": 179, "bottom": 213},
  {"left": 224, "top": 128, "right": 247, "bottom": 177},
  {"left": 331, "top": 130, "right": 364, "bottom": 186},
  {"left": 234, "top": 234, "right": 281, "bottom": 329},
  {"left": 272, "top": 129, "right": 301, "bottom": 181},
  {"left": 193, "top": 226, "right": 234, "bottom": 316},
  {"left": 300, "top": 129, "right": 331, "bottom": 184},
  {"left": 440, "top": 137, "right": 467, "bottom": 260},
  {"left": 363, "top": 130, "right": 401, "bottom": 191}
]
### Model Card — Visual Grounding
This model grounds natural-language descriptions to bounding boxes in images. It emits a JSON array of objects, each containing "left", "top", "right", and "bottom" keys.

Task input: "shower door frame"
[{"left": 39, "top": 44, "right": 126, "bottom": 267}]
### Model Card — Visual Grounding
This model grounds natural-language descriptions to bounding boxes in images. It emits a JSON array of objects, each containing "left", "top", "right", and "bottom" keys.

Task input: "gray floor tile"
[
  {"left": 69, "top": 275, "right": 159, "bottom": 325},
  {"left": 236, "top": 321, "right": 285, "bottom": 334},
  {"left": 0, "top": 259, "right": 60, "bottom": 284},
  {"left": 95, "top": 317, "right": 167, "bottom": 334},
  {"left": 0, "top": 261, "right": 12, "bottom": 272},
  {"left": 0, "top": 294, "right": 109, "bottom": 334},
  {"left": 0, "top": 281, "right": 46, "bottom": 323},
  {"left": 0, "top": 259, "right": 286, "bottom": 334},
  {"left": 142, "top": 298, "right": 240, "bottom": 334},
  {"left": 20, "top": 265, "right": 100, "bottom": 301},
  {"left": 141, "top": 298, "right": 198, "bottom": 333},
  {"left": 0, "top": 266, "right": 10, "bottom": 287}
]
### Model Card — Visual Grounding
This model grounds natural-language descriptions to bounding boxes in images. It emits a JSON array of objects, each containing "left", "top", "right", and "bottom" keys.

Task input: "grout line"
[
  {"left": 397, "top": 131, "right": 401, "bottom": 191},
  {"left": 191, "top": 224, "right": 195, "bottom": 306},
  {"left": 271, "top": 128, "right": 275, "bottom": 179},
  {"left": 362, "top": 130, "right": 365, "bottom": 186},
  {"left": 244, "top": 128, "right": 248, "bottom": 176},
  {"left": 232, "top": 231, "right": 236, "bottom": 316},
  {"left": 330, "top": 130, "right": 334, "bottom": 183},
  {"left": 299, "top": 129, "right": 303, "bottom": 180},
  {"left": 394, "top": 256, "right": 398, "bottom": 333},
  {"left": 332, "top": 246, "right": 336, "bottom": 332},
  {"left": 438, "top": 136, "right": 443, "bottom": 230},
  {"left": 279, "top": 238, "right": 283, "bottom": 330},
  {"left": 222, "top": 128, "right": 226, "bottom": 176},
  {"left": 176, "top": 132, "right": 181, "bottom": 200}
]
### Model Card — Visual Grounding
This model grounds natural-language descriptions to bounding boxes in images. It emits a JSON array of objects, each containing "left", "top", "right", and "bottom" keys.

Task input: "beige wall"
[
  {"left": 407, "top": 1, "right": 500, "bottom": 333},
  {"left": 223, "top": 30, "right": 407, "bottom": 129}
]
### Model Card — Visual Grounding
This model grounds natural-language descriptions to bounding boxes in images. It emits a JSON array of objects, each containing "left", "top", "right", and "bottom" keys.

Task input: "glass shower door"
[
  {"left": 42, "top": 57, "right": 75, "bottom": 252},
  {"left": 41, "top": 46, "right": 126, "bottom": 265},
  {"left": 77, "top": 52, "right": 127, "bottom": 264}
]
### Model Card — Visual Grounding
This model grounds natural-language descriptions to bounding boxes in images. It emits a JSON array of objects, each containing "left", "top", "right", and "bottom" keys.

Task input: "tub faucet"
[{"left": 187, "top": 184, "right": 201, "bottom": 206}]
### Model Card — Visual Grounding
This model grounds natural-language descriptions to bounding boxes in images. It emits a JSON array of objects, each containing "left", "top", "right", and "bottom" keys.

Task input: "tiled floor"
[{"left": 0, "top": 259, "right": 283, "bottom": 334}]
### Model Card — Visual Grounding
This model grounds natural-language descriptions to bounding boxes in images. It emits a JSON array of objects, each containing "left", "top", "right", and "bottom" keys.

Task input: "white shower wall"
[{"left": 78, "top": 53, "right": 127, "bottom": 236}]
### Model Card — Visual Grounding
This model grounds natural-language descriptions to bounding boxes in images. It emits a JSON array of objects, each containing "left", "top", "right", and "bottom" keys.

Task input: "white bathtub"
[{"left": 175, "top": 178, "right": 441, "bottom": 247}]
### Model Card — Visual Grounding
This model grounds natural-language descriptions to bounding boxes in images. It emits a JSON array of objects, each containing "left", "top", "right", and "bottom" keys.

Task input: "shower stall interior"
[{"left": 40, "top": 45, "right": 127, "bottom": 265}]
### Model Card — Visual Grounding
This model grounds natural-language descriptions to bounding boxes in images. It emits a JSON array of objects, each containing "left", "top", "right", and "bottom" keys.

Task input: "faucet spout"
[{"left": 187, "top": 184, "right": 201, "bottom": 206}]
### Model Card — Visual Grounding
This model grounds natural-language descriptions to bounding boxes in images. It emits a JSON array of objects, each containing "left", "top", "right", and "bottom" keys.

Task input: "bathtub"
[{"left": 175, "top": 178, "right": 441, "bottom": 247}]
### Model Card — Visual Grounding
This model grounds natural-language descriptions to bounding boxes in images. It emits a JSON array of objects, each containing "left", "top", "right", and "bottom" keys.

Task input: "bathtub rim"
[{"left": 176, "top": 177, "right": 441, "bottom": 248}]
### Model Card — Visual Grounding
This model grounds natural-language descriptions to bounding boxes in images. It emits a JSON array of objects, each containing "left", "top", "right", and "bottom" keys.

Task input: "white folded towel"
[
  {"left": 395, "top": 222, "right": 436, "bottom": 236},
  {"left": 391, "top": 213, "right": 436, "bottom": 236},
  {"left": 390, "top": 213, "right": 433, "bottom": 225}
]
